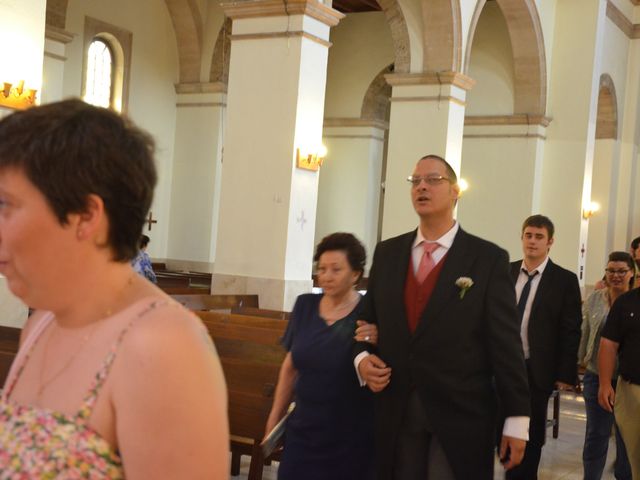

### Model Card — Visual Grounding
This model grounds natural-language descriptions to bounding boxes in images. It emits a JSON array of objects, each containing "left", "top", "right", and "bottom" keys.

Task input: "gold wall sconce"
[
  {"left": 0, "top": 80, "right": 38, "bottom": 110},
  {"left": 582, "top": 201, "right": 600, "bottom": 219},
  {"left": 296, "top": 145, "right": 328, "bottom": 172}
]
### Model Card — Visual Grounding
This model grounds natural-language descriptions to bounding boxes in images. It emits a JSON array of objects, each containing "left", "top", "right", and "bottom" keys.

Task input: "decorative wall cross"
[
  {"left": 146, "top": 211, "right": 158, "bottom": 231},
  {"left": 296, "top": 210, "right": 307, "bottom": 231}
]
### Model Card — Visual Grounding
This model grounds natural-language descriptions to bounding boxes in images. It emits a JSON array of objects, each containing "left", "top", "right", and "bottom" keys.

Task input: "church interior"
[{"left": 0, "top": 0, "right": 638, "bottom": 478}]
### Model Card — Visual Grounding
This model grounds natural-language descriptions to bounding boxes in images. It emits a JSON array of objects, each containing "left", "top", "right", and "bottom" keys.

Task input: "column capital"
[
  {"left": 221, "top": 0, "right": 345, "bottom": 27},
  {"left": 385, "top": 71, "right": 476, "bottom": 91},
  {"left": 465, "top": 114, "right": 552, "bottom": 128},
  {"left": 174, "top": 82, "right": 227, "bottom": 94},
  {"left": 45, "top": 25, "right": 75, "bottom": 44}
]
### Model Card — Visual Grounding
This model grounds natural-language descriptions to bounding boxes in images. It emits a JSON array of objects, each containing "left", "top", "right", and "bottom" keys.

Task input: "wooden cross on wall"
[{"left": 145, "top": 211, "right": 158, "bottom": 231}]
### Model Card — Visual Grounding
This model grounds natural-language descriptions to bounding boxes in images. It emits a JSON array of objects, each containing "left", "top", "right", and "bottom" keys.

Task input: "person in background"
[
  {"left": 506, "top": 214, "right": 582, "bottom": 480},
  {"left": 0, "top": 99, "right": 228, "bottom": 479},
  {"left": 265, "top": 232, "right": 378, "bottom": 480},
  {"left": 599, "top": 272, "right": 640, "bottom": 479},
  {"left": 132, "top": 234, "right": 157, "bottom": 283},
  {"left": 578, "top": 251, "right": 632, "bottom": 480}
]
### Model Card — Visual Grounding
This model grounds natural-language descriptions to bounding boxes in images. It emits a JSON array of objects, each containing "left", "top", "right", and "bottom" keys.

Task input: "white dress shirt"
[
  {"left": 355, "top": 222, "right": 529, "bottom": 440},
  {"left": 515, "top": 256, "right": 550, "bottom": 359}
]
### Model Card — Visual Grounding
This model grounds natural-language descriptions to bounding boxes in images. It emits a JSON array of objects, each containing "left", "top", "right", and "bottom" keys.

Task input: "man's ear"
[
  {"left": 74, "top": 194, "right": 106, "bottom": 242},
  {"left": 548, "top": 236, "right": 554, "bottom": 248}
]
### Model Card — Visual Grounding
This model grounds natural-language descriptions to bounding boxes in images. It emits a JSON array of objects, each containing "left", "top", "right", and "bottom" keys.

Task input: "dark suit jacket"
[
  {"left": 510, "top": 259, "right": 582, "bottom": 392},
  {"left": 357, "top": 228, "right": 530, "bottom": 480}
]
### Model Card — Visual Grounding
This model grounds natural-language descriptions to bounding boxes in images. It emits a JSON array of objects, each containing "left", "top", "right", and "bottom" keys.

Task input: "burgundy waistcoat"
[{"left": 404, "top": 252, "right": 448, "bottom": 333}]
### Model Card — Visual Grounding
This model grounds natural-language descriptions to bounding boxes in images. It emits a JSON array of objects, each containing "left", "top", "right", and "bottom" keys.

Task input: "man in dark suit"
[
  {"left": 355, "top": 154, "right": 530, "bottom": 480},
  {"left": 506, "top": 214, "right": 582, "bottom": 479}
]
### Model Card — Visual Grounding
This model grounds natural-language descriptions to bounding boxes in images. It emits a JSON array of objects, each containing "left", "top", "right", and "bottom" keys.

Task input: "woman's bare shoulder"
[{"left": 19, "top": 311, "right": 50, "bottom": 346}]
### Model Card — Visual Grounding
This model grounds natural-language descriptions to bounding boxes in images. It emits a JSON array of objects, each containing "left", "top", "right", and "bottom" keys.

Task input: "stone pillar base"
[{"left": 212, "top": 274, "right": 313, "bottom": 311}]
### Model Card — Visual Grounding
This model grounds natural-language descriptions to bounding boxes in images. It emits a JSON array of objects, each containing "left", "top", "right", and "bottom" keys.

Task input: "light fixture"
[
  {"left": 458, "top": 178, "right": 469, "bottom": 193},
  {"left": 582, "top": 201, "right": 600, "bottom": 219},
  {"left": 296, "top": 145, "right": 327, "bottom": 172},
  {"left": 0, "top": 80, "right": 37, "bottom": 110}
]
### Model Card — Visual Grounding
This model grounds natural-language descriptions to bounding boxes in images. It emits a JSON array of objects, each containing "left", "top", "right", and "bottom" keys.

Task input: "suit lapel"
[
  {"left": 388, "top": 231, "right": 415, "bottom": 339},
  {"left": 530, "top": 258, "right": 554, "bottom": 319},
  {"left": 510, "top": 262, "right": 521, "bottom": 284},
  {"left": 412, "top": 228, "right": 475, "bottom": 340}
]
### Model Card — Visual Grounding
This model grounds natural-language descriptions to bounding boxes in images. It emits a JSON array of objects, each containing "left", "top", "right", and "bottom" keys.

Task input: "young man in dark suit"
[
  {"left": 506, "top": 214, "right": 582, "bottom": 479},
  {"left": 355, "top": 154, "right": 530, "bottom": 480}
]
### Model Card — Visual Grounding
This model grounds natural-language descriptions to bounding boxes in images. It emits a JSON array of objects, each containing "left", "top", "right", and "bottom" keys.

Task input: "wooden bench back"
[
  {"left": 199, "top": 313, "right": 287, "bottom": 441},
  {"left": 0, "top": 326, "right": 21, "bottom": 386},
  {"left": 230, "top": 306, "right": 290, "bottom": 320},
  {"left": 173, "top": 294, "right": 259, "bottom": 311}
]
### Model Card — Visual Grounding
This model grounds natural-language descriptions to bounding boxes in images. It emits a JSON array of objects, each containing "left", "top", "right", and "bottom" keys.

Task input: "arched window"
[
  {"left": 82, "top": 18, "right": 132, "bottom": 113},
  {"left": 84, "top": 39, "right": 114, "bottom": 108}
]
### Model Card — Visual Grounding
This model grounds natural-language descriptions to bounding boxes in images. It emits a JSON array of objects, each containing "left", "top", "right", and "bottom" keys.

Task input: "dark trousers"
[
  {"left": 505, "top": 363, "right": 550, "bottom": 480},
  {"left": 393, "top": 390, "right": 456, "bottom": 480},
  {"left": 582, "top": 371, "right": 631, "bottom": 480}
]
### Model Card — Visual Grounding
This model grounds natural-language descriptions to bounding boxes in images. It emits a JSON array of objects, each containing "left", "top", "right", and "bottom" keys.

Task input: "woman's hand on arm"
[
  {"left": 113, "top": 313, "right": 229, "bottom": 480},
  {"left": 354, "top": 320, "right": 378, "bottom": 346},
  {"left": 264, "top": 352, "right": 297, "bottom": 438}
]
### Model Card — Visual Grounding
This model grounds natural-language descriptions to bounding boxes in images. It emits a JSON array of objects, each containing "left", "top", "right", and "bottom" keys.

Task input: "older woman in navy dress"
[{"left": 265, "top": 233, "right": 377, "bottom": 480}]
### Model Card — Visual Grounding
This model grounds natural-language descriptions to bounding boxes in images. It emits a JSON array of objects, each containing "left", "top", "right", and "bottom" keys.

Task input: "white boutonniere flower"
[{"left": 455, "top": 277, "right": 474, "bottom": 299}]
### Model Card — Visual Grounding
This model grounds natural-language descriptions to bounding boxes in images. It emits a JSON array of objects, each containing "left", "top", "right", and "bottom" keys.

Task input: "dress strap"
[
  {"left": 77, "top": 299, "right": 168, "bottom": 422},
  {"left": 2, "top": 313, "right": 55, "bottom": 401}
]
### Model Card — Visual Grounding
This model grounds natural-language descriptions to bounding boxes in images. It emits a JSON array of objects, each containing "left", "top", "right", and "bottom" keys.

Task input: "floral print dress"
[{"left": 0, "top": 307, "right": 149, "bottom": 479}]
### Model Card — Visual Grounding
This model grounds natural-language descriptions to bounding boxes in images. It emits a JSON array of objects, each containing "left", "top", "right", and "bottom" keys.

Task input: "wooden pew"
[
  {"left": 155, "top": 270, "right": 212, "bottom": 289},
  {"left": 162, "top": 286, "right": 210, "bottom": 295},
  {"left": 172, "top": 294, "right": 259, "bottom": 311},
  {"left": 0, "top": 326, "right": 21, "bottom": 387},
  {"left": 230, "top": 306, "right": 290, "bottom": 320},
  {"left": 198, "top": 312, "right": 287, "bottom": 480}
]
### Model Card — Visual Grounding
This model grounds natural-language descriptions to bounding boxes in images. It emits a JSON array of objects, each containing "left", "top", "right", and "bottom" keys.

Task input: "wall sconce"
[
  {"left": 296, "top": 144, "right": 327, "bottom": 172},
  {"left": 0, "top": 80, "right": 38, "bottom": 110},
  {"left": 582, "top": 201, "right": 600, "bottom": 219},
  {"left": 457, "top": 178, "right": 469, "bottom": 195}
]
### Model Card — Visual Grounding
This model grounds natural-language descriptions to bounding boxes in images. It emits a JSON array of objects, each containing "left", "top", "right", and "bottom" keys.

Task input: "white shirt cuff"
[
  {"left": 502, "top": 416, "right": 530, "bottom": 441},
  {"left": 354, "top": 351, "right": 370, "bottom": 386}
]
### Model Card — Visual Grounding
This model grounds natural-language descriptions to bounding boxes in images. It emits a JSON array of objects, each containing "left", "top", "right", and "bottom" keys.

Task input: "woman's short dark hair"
[
  {"left": 0, "top": 99, "right": 157, "bottom": 261},
  {"left": 313, "top": 233, "right": 366, "bottom": 280},
  {"left": 140, "top": 235, "right": 151, "bottom": 249},
  {"left": 608, "top": 251, "right": 636, "bottom": 289}
]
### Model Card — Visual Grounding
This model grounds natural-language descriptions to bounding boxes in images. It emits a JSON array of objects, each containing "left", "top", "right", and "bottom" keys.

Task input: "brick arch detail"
[
  {"left": 422, "top": 0, "right": 462, "bottom": 72},
  {"left": 361, "top": 64, "right": 394, "bottom": 122},
  {"left": 596, "top": 74, "right": 618, "bottom": 140},
  {"left": 165, "top": 0, "right": 203, "bottom": 83}
]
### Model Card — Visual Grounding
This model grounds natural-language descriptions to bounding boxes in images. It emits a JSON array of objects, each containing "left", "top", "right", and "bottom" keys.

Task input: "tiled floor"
[{"left": 231, "top": 392, "right": 619, "bottom": 479}]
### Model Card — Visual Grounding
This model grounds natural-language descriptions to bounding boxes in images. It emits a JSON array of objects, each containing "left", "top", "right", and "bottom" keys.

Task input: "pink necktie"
[{"left": 416, "top": 242, "right": 439, "bottom": 283}]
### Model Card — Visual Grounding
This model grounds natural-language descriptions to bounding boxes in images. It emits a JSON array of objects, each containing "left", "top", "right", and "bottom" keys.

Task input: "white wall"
[
  {"left": 0, "top": 0, "right": 45, "bottom": 325},
  {"left": 0, "top": 0, "right": 46, "bottom": 94},
  {"left": 63, "top": 0, "right": 179, "bottom": 259}
]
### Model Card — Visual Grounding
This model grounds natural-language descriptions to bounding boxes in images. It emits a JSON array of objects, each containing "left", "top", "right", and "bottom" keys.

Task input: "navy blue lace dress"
[{"left": 278, "top": 293, "right": 375, "bottom": 480}]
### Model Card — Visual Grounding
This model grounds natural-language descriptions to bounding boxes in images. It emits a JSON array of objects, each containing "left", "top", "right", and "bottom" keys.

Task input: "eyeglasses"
[
  {"left": 406, "top": 175, "right": 452, "bottom": 187},
  {"left": 605, "top": 268, "right": 631, "bottom": 276}
]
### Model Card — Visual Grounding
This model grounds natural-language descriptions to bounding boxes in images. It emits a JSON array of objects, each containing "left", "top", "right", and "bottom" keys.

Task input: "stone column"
[
  {"left": 41, "top": 25, "right": 74, "bottom": 104},
  {"left": 166, "top": 82, "right": 226, "bottom": 272},
  {"left": 317, "top": 118, "right": 387, "bottom": 271},
  {"left": 213, "top": 0, "right": 343, "bottom": 310},
  {"left": 380, "top": 72, "right": 473, "bottom": 239},
  {"left": 458, "top": 115, "right": 548, "bottom": 259},
  {"left": 586, "top": 138, "right": 617, "bottom": 285},
  {"left": 540, "top": 0, "right": 607, "bottom": 285}
]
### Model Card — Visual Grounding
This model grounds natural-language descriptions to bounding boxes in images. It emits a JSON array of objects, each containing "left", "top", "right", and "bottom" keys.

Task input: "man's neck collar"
[
  {"left": 419, "top": 217, "right": 456, "bottom": 241},
  {"left": 523, "top": 256, "right": 548, "bottom": 272}
]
